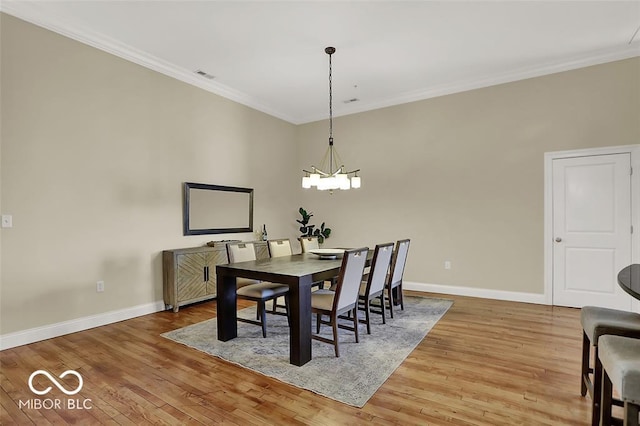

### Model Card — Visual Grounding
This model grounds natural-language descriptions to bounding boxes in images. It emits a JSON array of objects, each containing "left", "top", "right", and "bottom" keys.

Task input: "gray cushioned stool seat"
[
  {"left": 598, "top": 335, "right": 640, "bottom": 426},
  {"left": 582, "top": 307, "right": 640, "bottom": 345},
  {"left": 580, "top": 306, "right": 640, "bottom": 426},
  {"left": 599, "top": 335, "right": 640, "bottom": 404}
]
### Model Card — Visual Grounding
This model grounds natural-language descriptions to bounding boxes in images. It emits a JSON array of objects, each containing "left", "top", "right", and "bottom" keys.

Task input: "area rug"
[{"left": 161, "top": 295, "right": 453, "bottom": 407}]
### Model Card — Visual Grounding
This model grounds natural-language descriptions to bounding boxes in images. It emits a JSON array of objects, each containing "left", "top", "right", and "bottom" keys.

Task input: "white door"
[{"left": 552, "top": 153, "right": 633, "bottom": 309}]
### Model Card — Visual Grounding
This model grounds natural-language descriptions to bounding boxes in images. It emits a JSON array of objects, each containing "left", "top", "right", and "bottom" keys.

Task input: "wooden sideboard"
[{"left": 162, "top": 241, "right": 269, "bottom": 312}]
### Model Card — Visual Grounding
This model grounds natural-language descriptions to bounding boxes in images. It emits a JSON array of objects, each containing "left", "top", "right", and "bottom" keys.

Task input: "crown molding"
[
  {"left": 2, "top": 2, "right": 639, "bottom": 125},
  {"left": 300, "top": 43, "right": 640, "bottom": 124},
  {"left": 0, "top": 2, "right": 298, "bottom": 123}
]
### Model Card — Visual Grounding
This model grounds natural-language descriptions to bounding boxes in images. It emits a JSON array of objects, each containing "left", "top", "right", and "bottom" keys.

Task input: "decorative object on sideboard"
[
  {"left": 296, "top": 207, "right": 331, "bottom": 244},
  {"left": 302, "top": 47, "right": 361, "bottom": 194},
  {"left": 206, "top": 240, "right": 241, "bottom": 247}
]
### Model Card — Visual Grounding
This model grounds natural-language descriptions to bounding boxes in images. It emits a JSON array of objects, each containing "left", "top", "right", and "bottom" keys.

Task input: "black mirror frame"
[{"left": 183, "top": 182, "right": 254, "bottom": 235}]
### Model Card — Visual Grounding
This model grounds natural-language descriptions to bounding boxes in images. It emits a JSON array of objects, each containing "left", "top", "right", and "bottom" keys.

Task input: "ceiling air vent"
[{"left": 194, "top": 70, "right": 215, "bottom": 80}]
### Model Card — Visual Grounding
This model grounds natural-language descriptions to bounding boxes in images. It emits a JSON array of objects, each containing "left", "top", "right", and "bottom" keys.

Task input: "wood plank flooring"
[{"left": 1, "top": 292, "right": 592, "bottom": 425}]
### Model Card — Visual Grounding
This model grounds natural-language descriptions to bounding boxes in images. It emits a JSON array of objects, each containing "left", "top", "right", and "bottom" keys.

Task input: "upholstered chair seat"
[
  {"left": 237, "top": 282, "right": 289, "bottom": 299},
  {"left": 358, "top": 282, "right": 368, "bottom": 296},
  {"left": 236, "top": 277, "right": 260, "bottom": 288},
  {"left": 311, "top": 291, "right": 335, "bottom": 311},
  {"left": 598, "top": 335, "right": 640, "bottom": 426}
]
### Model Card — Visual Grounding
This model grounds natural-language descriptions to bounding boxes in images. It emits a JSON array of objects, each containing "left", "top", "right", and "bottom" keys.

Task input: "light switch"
[{"left": 1, "top": 215, "right": 12, "bottom": 228}]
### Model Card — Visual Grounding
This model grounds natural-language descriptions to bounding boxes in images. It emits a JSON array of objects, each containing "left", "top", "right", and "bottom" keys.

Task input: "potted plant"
[{"left": 296, "top": 207, "right": 331, "bottom": 244}]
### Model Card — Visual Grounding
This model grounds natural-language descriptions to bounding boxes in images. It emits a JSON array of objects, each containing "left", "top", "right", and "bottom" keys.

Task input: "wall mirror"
[{"left": 183, "top": 182, "right": 254, "bottom": 235}]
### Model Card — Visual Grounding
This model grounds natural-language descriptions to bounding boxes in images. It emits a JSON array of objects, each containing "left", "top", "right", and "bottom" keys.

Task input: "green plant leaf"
[{"left": 296, "top": 207, "right": 330, "bottom": 242}]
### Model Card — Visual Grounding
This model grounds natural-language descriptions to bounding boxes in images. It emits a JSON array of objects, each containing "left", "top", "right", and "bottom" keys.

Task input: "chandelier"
[{"left": 302, "top": 47, "right": 361, "bottom": 192}]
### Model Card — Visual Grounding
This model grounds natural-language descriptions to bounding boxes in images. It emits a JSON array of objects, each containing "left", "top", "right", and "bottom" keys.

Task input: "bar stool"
[
  {"left": 598, "top": 335, "right": 640, "bottom": 426},
  {"left": 580, "top": 306, "right": 640, "bottom": 426}
]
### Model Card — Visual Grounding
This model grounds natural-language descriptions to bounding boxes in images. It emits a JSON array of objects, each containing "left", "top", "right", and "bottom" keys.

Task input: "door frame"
[{"left": 543, "top": 144, "right": 640, "bottom": 311}]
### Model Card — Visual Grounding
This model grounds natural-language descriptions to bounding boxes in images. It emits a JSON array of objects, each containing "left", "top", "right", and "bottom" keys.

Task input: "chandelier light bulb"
[
  {"left": 309, "top": 173, "right": 320, "bottom": 186},
  {"left": 351, "top": 176, "right": 361, "bottom": 189},
  {"left": 302, "top": 176, "right": 311, "bottom": 189}
]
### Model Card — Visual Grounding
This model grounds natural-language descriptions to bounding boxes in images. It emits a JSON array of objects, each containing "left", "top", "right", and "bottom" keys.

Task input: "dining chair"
[
  {"left": 227, "top": 241, "right": 262, "bottom": 289},
  {"left": 299, "top": 236, "right": 320, "bottom": 253},
  {"left": 267, "top": 238, "right": 293, "bottom": 313},
  {"left": 226, "top": 242, "right": 290, "bottom": 337},
  {"left": 358, "top": 242, "right": 394, "bottom": 334},
  {"left": 579, "top": 306, "right": 640, "bottom": 426},
  {"left": 597, "top": 335, "right": 640, "bottom": 426},
  {"left": 267, "top": 238, "right": 292, "bottom": 258},
  {"left": 311, "top": 247, "right": 369, "bottom": 357},
  {"left": 386, "top": 239, "right": 411, "bottom": 318}
]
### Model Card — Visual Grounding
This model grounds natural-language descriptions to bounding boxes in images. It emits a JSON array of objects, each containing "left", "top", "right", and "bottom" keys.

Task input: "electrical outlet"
[
  {"left": 97, "top": 281, "right": 105, "bottom": 292},
  {"left": 444, "top": 261, "right": 451, "bottom": 270},
  {"left": 1, "top": 215, "right": 13, "bottom": 228}
]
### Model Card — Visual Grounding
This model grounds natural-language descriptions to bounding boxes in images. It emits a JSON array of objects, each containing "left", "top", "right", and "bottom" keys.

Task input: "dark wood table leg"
[
  {"left": 289, "top": 275, "right": 312, "bottom": 366},
  {"left": 216, "top": 272, "right": 237, "bottom": 341}
]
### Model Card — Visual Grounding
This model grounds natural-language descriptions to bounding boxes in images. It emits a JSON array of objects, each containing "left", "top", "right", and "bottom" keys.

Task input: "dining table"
[
  {"left": 617, "top": 264, "right": 640, "bottom": 301},
  {"left": 216, "top": 251, "right": 366, "bottom": 366}
]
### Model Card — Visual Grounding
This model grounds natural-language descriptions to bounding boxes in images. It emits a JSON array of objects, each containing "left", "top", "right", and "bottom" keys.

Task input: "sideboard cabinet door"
[
  {"left": 204, "top": 248, "right": 229, "bottom": 296},
  {"left": 163, "top": 246, "right": 228, "bottom": 312}
]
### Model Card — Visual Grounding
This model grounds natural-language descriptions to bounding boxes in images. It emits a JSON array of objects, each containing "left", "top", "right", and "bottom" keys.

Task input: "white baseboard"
[
  {"left": 404, "top": 281, "right": 547, "bottom": 305},
  {"left": 0, "top": 300, "right": 166, "bottom": 351}
]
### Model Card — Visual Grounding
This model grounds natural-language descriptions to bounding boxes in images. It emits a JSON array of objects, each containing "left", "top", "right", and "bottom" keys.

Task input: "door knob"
[{"left": 555, "top": 237, "right": 562, "bottom": 243}]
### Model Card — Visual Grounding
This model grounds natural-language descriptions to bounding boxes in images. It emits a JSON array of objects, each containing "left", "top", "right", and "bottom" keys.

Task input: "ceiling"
[{"left": 2, "top": 1, "right": 639, "bottom": 124}]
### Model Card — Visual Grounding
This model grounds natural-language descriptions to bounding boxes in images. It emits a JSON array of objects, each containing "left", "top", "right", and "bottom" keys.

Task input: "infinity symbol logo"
[{"left": 28, "top": 370, "right": 83, "bottom": 396}]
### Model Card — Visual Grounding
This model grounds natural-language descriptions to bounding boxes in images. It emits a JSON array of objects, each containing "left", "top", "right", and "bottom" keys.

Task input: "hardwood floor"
[{"left": 1, "top": 292, "right": 592, "bottom": 425}]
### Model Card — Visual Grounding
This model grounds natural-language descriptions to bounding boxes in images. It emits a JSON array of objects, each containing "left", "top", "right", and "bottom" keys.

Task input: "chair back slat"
[
  {"left": 227, "top": 242, "right": 257, "bottom": 263},
  {"left": 334, "top": 248, "right": 369, "bottom": 312},
  {"left": 366, "top": 243, "right": 394, "bottom": 295},
  {"left": 299, "top": 236, "right": 319, "bottom": 253},
  {"left": 389, "top": 239, "right": 410, "bottom": 288},
  {"left": 268, "top": 239, "right": 292, "bottom": 257}
]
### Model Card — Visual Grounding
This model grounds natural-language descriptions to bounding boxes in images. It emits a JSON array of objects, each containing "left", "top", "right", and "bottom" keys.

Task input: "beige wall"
[
  {"left": 298, "top": 57, "right": 639, "bottom": 294},
  {"left": 0, "top": 14, "right": 300, "bottom": 334},
  {"left": 2, "top": 13, "right": 639, "bottom": 337}
]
